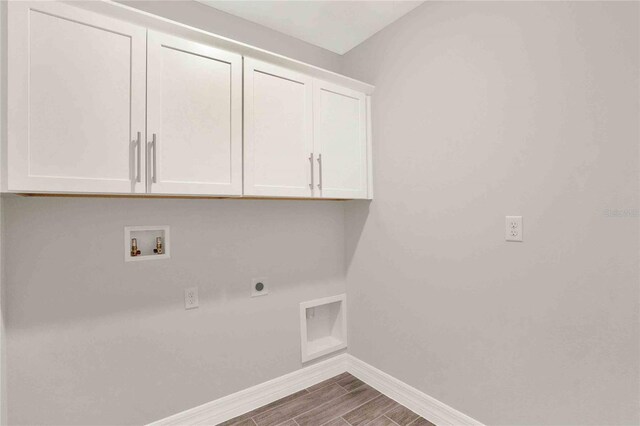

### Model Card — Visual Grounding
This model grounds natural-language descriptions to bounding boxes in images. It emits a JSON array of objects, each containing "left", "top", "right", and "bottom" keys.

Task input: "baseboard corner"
[
  {"left": 344, "top": 354, "right": 483, "bottom": 426},
  {"left": 150, "top": 353, "right": 482, "bottom": 426}
]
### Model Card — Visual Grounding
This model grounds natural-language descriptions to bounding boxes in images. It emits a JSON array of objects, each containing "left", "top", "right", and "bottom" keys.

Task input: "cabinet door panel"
[
  {"left": 146, "top": 31, "right": 242, "bottom": 195},
  {"left": 7, "top": 1, "right": 146, "bottom": 193},
  {"left": 314, "top": 81, "right": 369, "bottom": 199},
  {"left": 244, "top": 59, "right": 313, "bottom": 197}
]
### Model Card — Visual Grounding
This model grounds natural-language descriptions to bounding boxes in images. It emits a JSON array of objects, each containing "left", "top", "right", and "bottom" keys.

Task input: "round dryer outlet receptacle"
[{"left": 251, "top": 278, "right": 269, "bottom": 297}]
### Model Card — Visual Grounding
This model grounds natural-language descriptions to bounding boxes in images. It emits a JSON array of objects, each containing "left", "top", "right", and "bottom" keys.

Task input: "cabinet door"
[
  {"left": 7, "top": 2, "right": 146, "bottom": 193},
  {"left": 244, "top": 59, "right": 314, "bottom": 197},
  {"left": 146, "top": 31, "right": 242, "bottom": 196},
  {"left": 314, "top": 80, "right": 369, "bottom": 199}
]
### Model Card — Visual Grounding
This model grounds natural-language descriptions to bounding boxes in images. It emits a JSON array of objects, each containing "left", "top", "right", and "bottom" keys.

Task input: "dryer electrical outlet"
[{"left": 251, "top": 278, "right": 269, "bottom": 297}]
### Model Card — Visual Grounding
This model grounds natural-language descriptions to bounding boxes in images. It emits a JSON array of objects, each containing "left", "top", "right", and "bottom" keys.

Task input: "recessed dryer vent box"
[
  {"left": 124, "top": 225, "right": 170, "bottom": 262},
  {"left": 300, "top": 294, "right": 347, "bottom": 363}
]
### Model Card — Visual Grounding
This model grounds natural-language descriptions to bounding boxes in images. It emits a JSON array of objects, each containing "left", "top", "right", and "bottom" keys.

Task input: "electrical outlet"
[
  {"left": 184, "top": 287, "right": 199, "bottom": 309},
  {"left": 505, "top": 216, "right": 523, "bottom": 242},
  {"left": 251, "top": 278, "right": 269, "bottom": 297}
]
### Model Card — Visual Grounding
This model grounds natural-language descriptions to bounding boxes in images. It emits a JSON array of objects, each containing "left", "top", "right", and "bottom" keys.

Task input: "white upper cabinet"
[
  {"left": 243, "top": 58, "right": 314, "bottom": 198},
  {"left": 4, "top": 1, "right": 373, "bottom": 199},
  {"left": 313, "top": 80, "right": 369, "bottom": 199},
  {"left": 146, "top": 31, "right": 242, "bottom": 196},
  {"left": 7, "top": 2, "right": 147, "bottom": 193},
  {"left": 243, "top": 60, "right": 372, "bottom": 199}
]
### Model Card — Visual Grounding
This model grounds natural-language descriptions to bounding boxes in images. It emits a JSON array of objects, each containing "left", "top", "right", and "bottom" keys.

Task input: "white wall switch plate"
[
  {"left": 505, "top": 216, "right": 523, "bottom": 242},
  {"left": 251, "top": 278, "right": 269, "bottom": 297},
  {"left": 184, "top": 287, "right": 199, "bottom": 309}
]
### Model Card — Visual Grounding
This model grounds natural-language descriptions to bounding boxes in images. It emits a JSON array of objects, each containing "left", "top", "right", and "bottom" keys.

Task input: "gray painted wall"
[
  {"left": 342, "top": 2, "right": 639, "bottom": 425},
  {"left": 4, "top": 196, "right": 346, "bottom": 424},
  {"left": 3, "top": 1, "right": 639, "bottom": 425},
  {"left": 0, "top": 0, "right": 6, "bottom": 422},
  {"left": 3, "top": 3, "right": 345, "bottom": 423}
]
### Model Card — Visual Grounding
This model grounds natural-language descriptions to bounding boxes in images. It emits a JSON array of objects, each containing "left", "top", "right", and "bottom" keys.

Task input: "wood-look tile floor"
[{"left": 218, "top": 373, "right": 436, "bottom": 426}]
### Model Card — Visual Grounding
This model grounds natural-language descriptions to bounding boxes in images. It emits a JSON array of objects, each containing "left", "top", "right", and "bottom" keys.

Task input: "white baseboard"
[
  {"left": 149, "top": 354, "right": 483, "bottom": 426},
  {"left": 345, "top": 355, "right": 483, "bottom": 426},
  {"left": 149, "top": 354, "right": 349, "bottom": 425}
]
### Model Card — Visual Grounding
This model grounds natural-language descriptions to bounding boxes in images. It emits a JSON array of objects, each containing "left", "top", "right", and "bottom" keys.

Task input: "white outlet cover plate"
[
  {"left": 185, "top": 287, "right": 199, "bottom": 309},
  {"left": 505, "top": 216, "right": 523, "bottom": 242},
  {"left": 251, "top": 278, "right": 269, "bottom": 297}
]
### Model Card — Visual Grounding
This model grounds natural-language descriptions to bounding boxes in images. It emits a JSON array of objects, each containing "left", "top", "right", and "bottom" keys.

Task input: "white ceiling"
[{"left": 196, "top": 1, "right": 424, "bottom": 55}]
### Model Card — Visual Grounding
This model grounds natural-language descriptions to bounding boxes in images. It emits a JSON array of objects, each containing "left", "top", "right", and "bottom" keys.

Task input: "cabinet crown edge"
[{"left": 66, "top": 0, "right": 375, "bottom": 95}]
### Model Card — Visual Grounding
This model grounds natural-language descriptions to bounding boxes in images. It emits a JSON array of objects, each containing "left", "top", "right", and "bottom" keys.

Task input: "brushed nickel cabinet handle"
[
  {"left": 148, "top": 133, "right": 157, "bottom": 184},
  {"left": 133, "top": 131, "right": 141, "bottom": 183},
  {"left": 309, "top": 152, "right": 314, "bottom": 190},
  {"left": 317, "top": 153, "right": 323, "bottom": 190}
]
